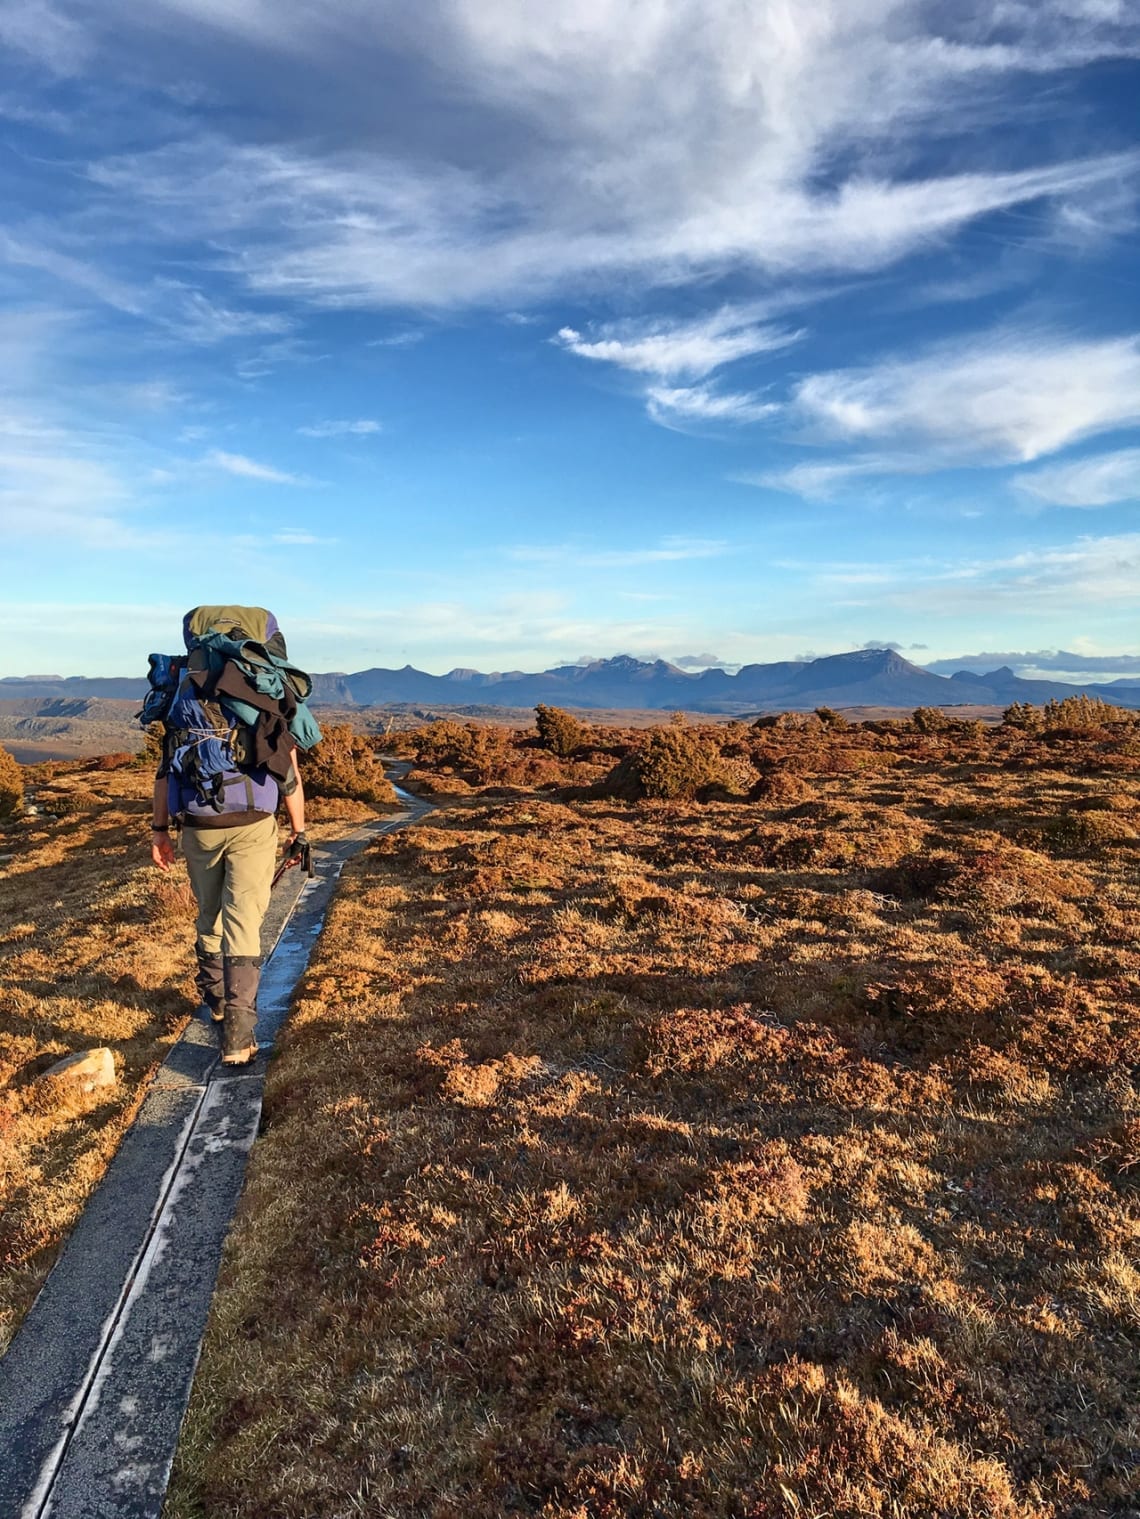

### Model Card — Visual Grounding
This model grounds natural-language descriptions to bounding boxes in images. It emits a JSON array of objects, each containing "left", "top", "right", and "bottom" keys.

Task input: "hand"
[
  {"left": 282, "top": 830, "right": 308, "bottom": 870},
  {"left": 151, "top": 832, "right": 176, "bottom": 871}
]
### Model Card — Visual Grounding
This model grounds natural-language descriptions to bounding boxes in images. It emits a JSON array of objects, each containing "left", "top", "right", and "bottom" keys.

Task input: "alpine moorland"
[{"left": 152, "top": 700, "right": 1140, "bottom": 1518}]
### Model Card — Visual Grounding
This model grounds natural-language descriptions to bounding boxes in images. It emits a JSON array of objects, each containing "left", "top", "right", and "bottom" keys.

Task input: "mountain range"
[{"left": 3, "top": 649, "right": 1140, "bottom": 713}]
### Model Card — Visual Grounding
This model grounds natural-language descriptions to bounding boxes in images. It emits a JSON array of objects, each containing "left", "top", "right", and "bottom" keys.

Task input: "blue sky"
[{"left": 2, "top": 0, "right": 1139, "bottom": 679}]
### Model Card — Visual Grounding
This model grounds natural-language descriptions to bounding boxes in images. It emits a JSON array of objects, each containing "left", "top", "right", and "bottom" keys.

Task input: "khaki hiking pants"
[{"left": 182, "top": 815, "right": 278, "bottom": 960}]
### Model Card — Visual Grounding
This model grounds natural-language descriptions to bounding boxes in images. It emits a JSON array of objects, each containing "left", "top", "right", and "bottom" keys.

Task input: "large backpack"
[{"left": 141, "top": 606, "right": 315, "bottom": 820}]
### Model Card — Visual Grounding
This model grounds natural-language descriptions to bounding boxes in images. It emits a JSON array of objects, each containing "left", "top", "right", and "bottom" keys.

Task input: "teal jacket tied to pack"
[{"left": 187, "top": 631, "right": 322, "bottom": 751}]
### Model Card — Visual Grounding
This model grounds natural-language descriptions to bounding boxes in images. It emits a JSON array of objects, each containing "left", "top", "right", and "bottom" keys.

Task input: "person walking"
[{"left": 147, "top": 606, "right": 315, "bottom": 1067}]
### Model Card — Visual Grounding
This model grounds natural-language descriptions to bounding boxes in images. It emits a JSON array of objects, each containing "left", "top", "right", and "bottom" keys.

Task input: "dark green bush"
[
  {"left": 135, "top": 722, "right": 165, "bottom": 769},
  {"left": 912, "top": 706, "right": 952, "bottom": 734},
  {"left": 0, "top": 744, "right": 24, "bottom": 820},
  {"left": 814, "top": 706, "right": 850, "bottom": 730},
  {"left": 534, "top": 704, "right": 586, "bottom": 757},
  {"left": 602, "top": 725, "right": 729, "bottom": 801},
  {"left": 1002, "top": 701, "right": 1043, "bottom": 733},
  {"left": 1043, "top": 694, "right": 1135, "bottom": 730}
]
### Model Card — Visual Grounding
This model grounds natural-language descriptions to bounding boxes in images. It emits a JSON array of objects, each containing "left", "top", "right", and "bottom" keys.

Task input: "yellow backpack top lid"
[{"left": 182, "top": 606, "right": 279, "bottom": 651}]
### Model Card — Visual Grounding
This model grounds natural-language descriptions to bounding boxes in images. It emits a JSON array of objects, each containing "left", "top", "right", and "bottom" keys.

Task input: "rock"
[{"left": 40, "top": 1048, "right": 117, "bottom": 1092}]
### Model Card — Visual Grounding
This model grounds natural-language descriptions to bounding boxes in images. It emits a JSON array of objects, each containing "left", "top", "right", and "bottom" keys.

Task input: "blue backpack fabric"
[
  {"left": 139, "top": 653, "right": 185, "bottom": 728},
  {"left": 164, "top": 674, "right": 280, "bottom": 820}
]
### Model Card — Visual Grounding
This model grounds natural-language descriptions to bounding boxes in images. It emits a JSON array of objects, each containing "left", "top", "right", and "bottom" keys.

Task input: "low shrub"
[
  {"left": 303, "top": 725, "right": 397, "bottom": 805},
  {"left": 41, "top": 788, "right": 105, "bottom": 816},
  {"left": 408, "top": 720, "right": 513, "bottom": 784},
  {"left": 135, "top": 723, "right": 165, "bottom": 769},
  {"left": 534, "top": 704, "right": 586, "bottom": 757},
  {"left": 305, "top": 797, "right": 383, "bottom": 823},
  {"left": 1042, "top": 810, "right": 1138, "bottom": 853},
  {"left": 89, "top": 752, "right": 136, "bottom": 772},
  {"left": 601, "top": 725, "right": 731, "bottom": 801},
  {"left": 748, "top": 769, "right": 812, "bottom": 805},
  {"left": 814, "top": 706, "right": 850, "bottom": 730},
  {"left": 1043, "top": 693, "right": 1135, "bottom": 730},
  {"left": 912, "top": 706, "right": 952, "bottom": 734},
  {"left": 0, "top": 744, "right": 23, "bottom": 821}
]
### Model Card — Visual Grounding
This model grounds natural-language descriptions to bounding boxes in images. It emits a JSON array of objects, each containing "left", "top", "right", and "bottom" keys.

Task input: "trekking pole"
[{"left": 272, "top": 838, "right": 313, "bottom": 890}]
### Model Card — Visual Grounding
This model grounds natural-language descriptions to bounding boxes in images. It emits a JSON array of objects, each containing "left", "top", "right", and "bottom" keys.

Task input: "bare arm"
[
  {"left": 283, "top": 752, "right": 306, "bottom": 839},
  {"left": 151, "top": 776, "right": 175, "bottom": 871}
]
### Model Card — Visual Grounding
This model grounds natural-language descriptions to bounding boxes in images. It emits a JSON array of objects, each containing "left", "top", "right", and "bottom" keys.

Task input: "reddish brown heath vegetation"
[{"left": 167, "top": 700, "right": 1140, "bottom": 1518}]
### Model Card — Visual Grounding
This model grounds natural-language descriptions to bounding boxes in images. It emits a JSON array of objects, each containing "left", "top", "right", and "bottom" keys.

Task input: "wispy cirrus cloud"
[
  {"left": 819, "top": 532, "right": 1140, "bottom": 613},
  {"left": 792, "top": 331, "right": 1140, "bottom": 464},
  {"left": 80, "top": 137, "right": 1140, "bottom": 313},
  {"left": 1, "top": 234, "right": 291, "bottom": 345},
  {"left": 47, "top": 0, "right": 1136, "bottom": 312},
  {"left": 555, "top": 308, "right": 801, "bottom": 381},
  {"left": 1016, "top": 447, "right": 1140, "bottom": 507},
  {"left": 509, "top": 536, "right": 728, "bottom": 569},
  {"left": 0, "top": 448, "right": 132, "bottom": 546},
  {"left": 205, "top": 449, "right": 309, "bottom": 484},
  {"left": 0, "top": 0, "right": 88, "bottom": 73},
  {"left": 270, "top": 529, "right": 337, "bottom": 545},
  {"left": 740, "top": 456, "right": 912, "bottom": 499},
  {"left": 646, "top": 385, "right": 779, "bottom": 430},
  {"left": 298, "top": 418, "right": 381, "bottom": 437}
]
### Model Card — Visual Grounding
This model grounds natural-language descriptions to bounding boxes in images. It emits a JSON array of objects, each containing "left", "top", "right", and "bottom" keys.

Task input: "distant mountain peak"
[{"left": 8, "top": 649, "right": 1140, "bottom": 716}]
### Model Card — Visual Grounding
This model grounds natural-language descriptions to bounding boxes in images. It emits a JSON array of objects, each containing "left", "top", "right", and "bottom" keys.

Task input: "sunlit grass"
[{"left": 168, "top": 714, "right": 1140, "bottom": 1517}]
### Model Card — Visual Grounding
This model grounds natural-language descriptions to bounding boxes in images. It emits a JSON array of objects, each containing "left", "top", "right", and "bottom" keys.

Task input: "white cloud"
[
  {"left": 87, "top": 139, "right": 1139, "bottom": 313},
  {"left": 366, "top": 330, "right": 425, "bottom": 347},
  {"left": 555, "top": 308, "right": 801, "bottom": 381},
  {"left": 925, "top": 647, "right": 1140, "bottom": 678},
  {"left": 793, "top": 331, "right": 1140, "bottom": 463},
  {"left": 1016, "top": 448, "right": 1140, "bottom": 507},
  {"left": 0, "top": 397, "right": 147, "bottom": 548},
  {"left": 270, "top": 529, "right": 336, "bottom": 544},
  {"left": 0, "top": 0, "right": 89, "bottom": 73},
  {"left": 646, "top": 385, "right": 778, "bottom": 428},
  {"left": 820, "top": 533, "right": 1140, "bottom": 614},
  {"left": 66, "top": 1, "right": 1140, "bottom": 309},
  {"left": 158, "top": 284, "right": 290, "bottom": 344},
  {"left": 673, "top": 652, "right": 737, "bottom": 670},
  {"left": 509, "top": 536, "right": 729, "bottom": 569},
  {"left": 298, "top": 418, "right": 381, "bottom": 437},
  {"left": 939, "top": 534, "right": 1140, "bottom": 610},
  {"left": 206, "top": 449, "right": 308, "bottom": 484},
  {"left": 1, "top": 234, "right": 291, "bottom": 347},
  {"left": 743, "top": 455, "right": 912, "bottom": 498}
]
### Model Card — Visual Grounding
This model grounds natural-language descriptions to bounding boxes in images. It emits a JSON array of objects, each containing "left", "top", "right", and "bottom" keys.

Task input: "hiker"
[{"left": 145, "top": 607, "right": 321, "bottom": 1067}]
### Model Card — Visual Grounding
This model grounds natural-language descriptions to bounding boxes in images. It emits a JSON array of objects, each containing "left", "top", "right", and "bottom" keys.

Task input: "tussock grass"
[{"left": 169, "top": 723, "right": 1140, "bottom": 1518}]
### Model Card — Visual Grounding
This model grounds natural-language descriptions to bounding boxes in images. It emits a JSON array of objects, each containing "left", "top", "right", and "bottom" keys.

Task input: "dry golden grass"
[
  {"left": 168, "top": 716, "right": 1140, "bottom": 1518},
  {"left": 0, "top": 761, "right": 198, "bottom": 1350},
  {"left": 0, "top": 758, "right": 384, "bottom": 1353}
]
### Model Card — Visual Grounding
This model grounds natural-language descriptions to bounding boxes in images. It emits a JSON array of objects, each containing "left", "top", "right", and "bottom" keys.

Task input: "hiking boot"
[
  {"left": 194, "top": 942, "right": 226, "bottom": 1023},
  {"left": 220, "top": 1042, "right": 258, "bottom": 1067},
  {"left": 222, "top": 955, "right": 261, "bottom": 1058}
]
